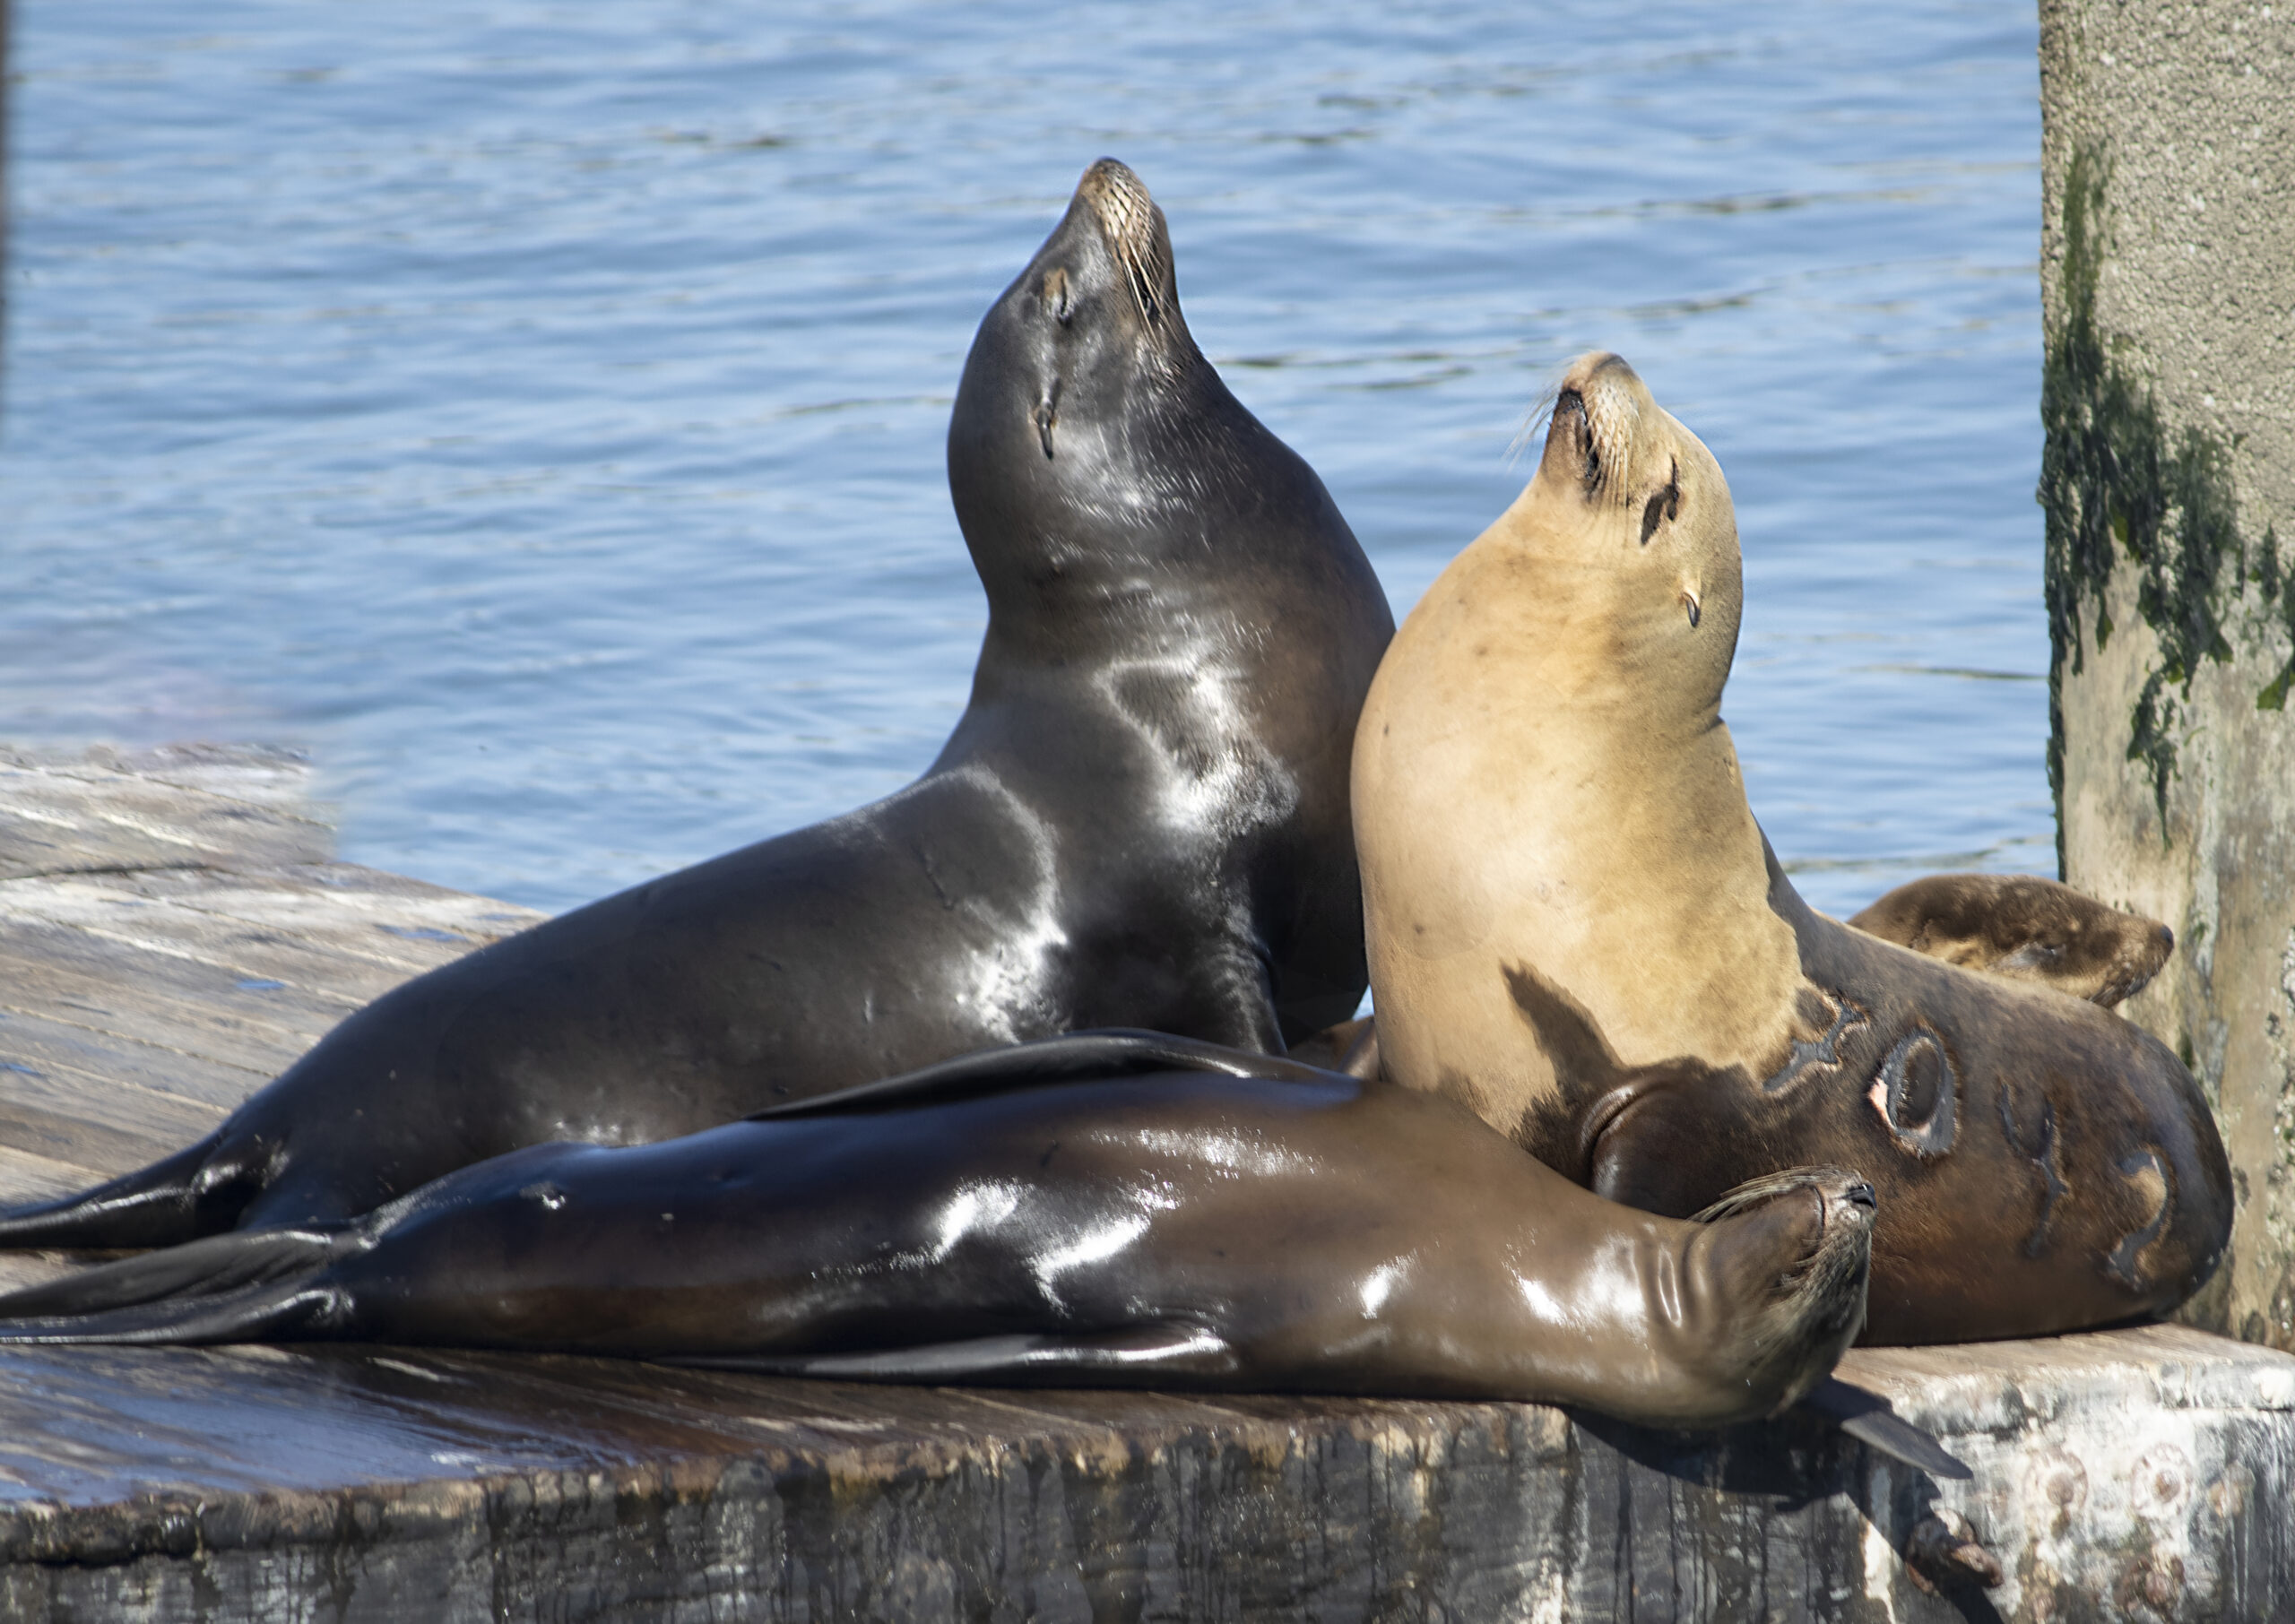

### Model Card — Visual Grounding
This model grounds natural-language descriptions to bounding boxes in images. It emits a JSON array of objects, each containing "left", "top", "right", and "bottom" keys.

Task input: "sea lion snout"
[
  {"left": 1543, "top": 352, "right": 1654, "bottom": 506},
  {"left": 1073, "top": 158, "right": 1177, "bottom": 330},
  {"left": 1693, "top": 1164, "right": 1877, "bottom": 1254},
  {"left": 1675, "top": 1165, "right": 1874, "bottom": 1416}
]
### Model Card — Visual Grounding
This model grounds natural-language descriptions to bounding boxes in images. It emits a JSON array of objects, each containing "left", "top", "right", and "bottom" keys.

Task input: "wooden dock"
[{"left": 1, "top": 744, "right": 2291, "bottom": 1622}]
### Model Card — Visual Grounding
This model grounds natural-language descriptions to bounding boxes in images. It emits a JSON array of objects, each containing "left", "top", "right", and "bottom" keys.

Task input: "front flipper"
[
  {"left": 749, "top": 1029, "right": 1333, "bottom": 1121},
  {"left": 660, "top": 1321, "right": 1238, "bottom": 1384},
  {"left": 1848, "top": 873, "right": 2175, "bottom": 1008}
]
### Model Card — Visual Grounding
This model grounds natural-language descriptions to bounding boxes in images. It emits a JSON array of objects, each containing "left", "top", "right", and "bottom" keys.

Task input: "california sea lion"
[
  {"left": 1353, "top": 351, "right": 2230, "bottom": 1345},
  {"left": 0, "top": 1033, "right": 1878, "bottom": 1433},
  {"left": 1848, "top": 873, "right": 2174, "bottom": 1008},
  {"left": 0, "top": 159, "right": 1393, "bottom": 1247}
]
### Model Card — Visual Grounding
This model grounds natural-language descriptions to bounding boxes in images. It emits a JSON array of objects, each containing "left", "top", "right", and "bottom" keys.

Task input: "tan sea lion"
[
  {"left": 1848, "top": 873, "right": 2175, "bottom": 1007},
  {"left": 1353, "top": 351, "right": 2231, "bottom": 1345},
  {"left": 0, "top": 1033, "right": 1881, "bottom": 1434}
]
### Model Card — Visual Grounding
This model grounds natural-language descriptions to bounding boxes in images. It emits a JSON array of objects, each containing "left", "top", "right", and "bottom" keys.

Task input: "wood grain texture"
[{"left": 0, "top": 747, "right": 2291, "bottom": 1621}]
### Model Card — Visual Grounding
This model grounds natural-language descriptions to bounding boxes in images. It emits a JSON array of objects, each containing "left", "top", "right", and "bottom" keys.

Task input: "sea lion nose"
[{"left": 1845, "top": 1181, "right": 1877, "bottom": 1213}]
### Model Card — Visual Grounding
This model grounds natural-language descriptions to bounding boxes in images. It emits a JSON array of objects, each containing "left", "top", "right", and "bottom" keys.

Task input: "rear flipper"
[
  {"left": 1796, "top": 1374, "right": 1970, "bottom": 1480},
  {"left": 0, "top": 1222, "right": 359, "bottom": 1343},
  {"left": 663, "top": 1321, "right": 1238, "bottom": 1384},
  {"left": 0, "top": 1130, "right": 268, "bottom": 1251}
]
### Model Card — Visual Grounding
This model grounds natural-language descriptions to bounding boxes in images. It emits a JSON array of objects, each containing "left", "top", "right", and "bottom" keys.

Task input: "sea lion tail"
[
  {"left": 0, "top": 1224, "right": 354, "bottom": 1344},
  {"left": 0, "top": 1131, "right": 264, "bottom": 1250}
]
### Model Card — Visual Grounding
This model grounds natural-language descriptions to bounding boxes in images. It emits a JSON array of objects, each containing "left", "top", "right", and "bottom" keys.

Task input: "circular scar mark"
[{"left": 1866, "top": 1029, "right": 1957, "bottom": 1159}]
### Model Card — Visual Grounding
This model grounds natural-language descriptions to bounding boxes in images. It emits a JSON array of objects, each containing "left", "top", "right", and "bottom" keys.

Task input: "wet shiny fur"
[
  {"left": 0, "top": 160, "right": 1392, "bottom": 1246},
  {"left": 1354, "top": 352, "right": 2230, "bottom": 1345},
  {"left": 0, "top": 1034, "right": 1876, "bottom": 1432}
]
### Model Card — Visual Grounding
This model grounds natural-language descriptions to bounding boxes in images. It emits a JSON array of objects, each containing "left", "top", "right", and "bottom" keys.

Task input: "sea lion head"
[
  {"left": 1847, "top": 873, "right": 2178, "bottom": 1008},
  {"left": 1688, "top": 1165, "right": 1876, "bottom": 1414},
  {"left": 948, "top": 159, "right": 1297, "bottom": 623},
  {"left": 1517, "top": 351, "right": 1744, "bottom": 720}
]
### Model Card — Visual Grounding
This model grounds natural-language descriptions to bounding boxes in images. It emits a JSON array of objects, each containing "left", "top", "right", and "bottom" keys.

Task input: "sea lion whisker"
[
  {"left": 1581, "top": 365, "right": 1641, "bottom": 503},
  {"left": 1503, "top": 382, "right": 1563, "bottom": 471}
]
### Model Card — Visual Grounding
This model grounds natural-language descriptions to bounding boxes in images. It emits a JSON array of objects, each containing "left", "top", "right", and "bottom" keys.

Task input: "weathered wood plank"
[
  {"left": 0, "top": 1089, "right": 201, "bottom": 1180},
  {"left": 0, "top": 1144, "right": 91, "bottom": 1206},
  {"left": 0, "top": 921, "right": 359, "bottom": 1072},
  {"left": 0, "top": 877, "right": 489, "bottom": 998},
  {"left": 0, "top": 758, "right": 330, "bottom": 883},
  {"left": 65, "top": 863, "right": 549, "bottom": 962},
  {"left": 2, "top": 742, "right": 320, "bottom": 813},
  {"left": 0, "top": 1006, "right": 269, "bottom": 1117},
  {"left": 0, "top": 1326, "right": 2282, "bottom": 1622}
]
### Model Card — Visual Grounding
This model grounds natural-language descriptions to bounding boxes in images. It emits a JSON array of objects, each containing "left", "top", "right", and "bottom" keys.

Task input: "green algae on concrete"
[{"left": 2040, "top": 144, "right": 2248, "bottom": 849}]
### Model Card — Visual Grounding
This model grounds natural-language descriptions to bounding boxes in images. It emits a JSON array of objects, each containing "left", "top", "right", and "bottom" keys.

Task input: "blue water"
[{"left": 1, "top": 0, "right": 2050, "bottom": 920}]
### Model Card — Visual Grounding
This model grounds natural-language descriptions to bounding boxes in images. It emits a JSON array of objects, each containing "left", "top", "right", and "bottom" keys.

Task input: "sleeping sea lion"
[
  {"left": 0, "top": 159, "right": 1393, "bottom": 1247},
  {"left": 1352, "top": 350, "right": 2231, "bottom": 1345},
  {"left": 0, "top": 1033, "right": 1880, "bottom": 1435},
  {"left": 1847, "top": 872, "right": 2175, "bottom": 1007}
]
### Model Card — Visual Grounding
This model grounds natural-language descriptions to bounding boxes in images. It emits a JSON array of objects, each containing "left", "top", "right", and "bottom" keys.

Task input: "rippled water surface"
[{"left": 3, "top": 0, "right": 2049, "bottom": 918}]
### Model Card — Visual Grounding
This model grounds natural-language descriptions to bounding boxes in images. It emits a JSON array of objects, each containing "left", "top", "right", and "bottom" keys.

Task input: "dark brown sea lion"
[
  {"left": 1352, "top": 350, "right": 2231, "bottom": 1345},
  {"left": 0, "top": 159, "right": 1393, "bottom": 1247},
  {"left": 1847, "top": 872, "right": 2175, "bottom": 1007},
  {"left": 0, "top": 1033, "right": 1880, "bottom": 1434}
]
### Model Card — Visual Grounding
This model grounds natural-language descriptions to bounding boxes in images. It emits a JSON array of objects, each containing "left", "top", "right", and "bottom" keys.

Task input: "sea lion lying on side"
[{"left": 0, "top": 1033, "right": 1887, "bottom": 1438}]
